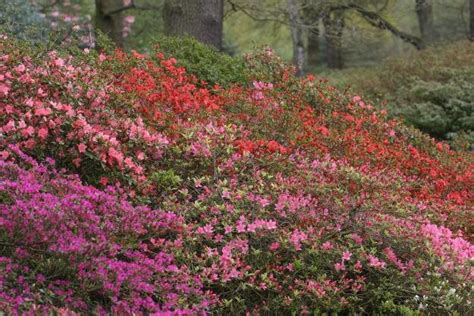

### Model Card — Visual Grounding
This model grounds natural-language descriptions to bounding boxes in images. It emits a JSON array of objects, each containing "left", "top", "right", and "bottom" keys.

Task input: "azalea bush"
[
  {"left": 0, "top": 146, "right": 210, "bottom": 314},
  {"left": 0, "top": 36, "right": 473, "bottom": 314}
]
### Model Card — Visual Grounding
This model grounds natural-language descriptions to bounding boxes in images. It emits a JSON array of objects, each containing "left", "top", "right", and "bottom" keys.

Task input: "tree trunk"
[
  {"left": 307, "top": 25, "right": 320, "bottom": 68},
  {"left": 415, "top": 0, "right": 436, "bottom": 45},
  {"left": 470, "top": 0, "right": 474, "bottom": 41},
  {"left": 288, "top": 0, "right": 306, "bottom": 76},
  {"left": 303, "top": 1, "right": 321, "bottom": 68},
  {"left": 95, "top": 0, "right": 125, "bottom": 48},
  {"left": 163, "top": 0, "right": 224, "bottom": 50},
  {"left": 323, "top": 11, "right": 344, "bottom": 69}
]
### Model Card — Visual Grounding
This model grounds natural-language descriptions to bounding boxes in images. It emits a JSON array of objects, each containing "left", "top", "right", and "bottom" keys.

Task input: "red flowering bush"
[{"left": 1, "top": 36, "right": 473, "bottom": 314}]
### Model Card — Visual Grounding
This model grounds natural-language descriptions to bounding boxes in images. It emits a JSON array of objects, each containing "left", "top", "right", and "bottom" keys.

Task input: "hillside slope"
[{"left": 0, "top": 38, "right": 473, "bottom": 314}]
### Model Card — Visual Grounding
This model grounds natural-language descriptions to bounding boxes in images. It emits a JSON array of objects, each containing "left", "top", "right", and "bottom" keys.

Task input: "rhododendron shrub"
[{"left": 1, "top": 37, "right": 473, "bottom": 314}]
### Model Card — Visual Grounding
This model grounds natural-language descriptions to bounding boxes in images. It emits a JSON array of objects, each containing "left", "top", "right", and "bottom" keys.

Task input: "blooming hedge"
[{"left": 0, "top": 36, "right": 473, "bottom": 314}]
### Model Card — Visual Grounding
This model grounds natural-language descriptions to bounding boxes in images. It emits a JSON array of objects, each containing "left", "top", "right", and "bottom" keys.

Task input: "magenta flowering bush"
[
  {"left": 0, "top": 37, "right": 473, "bottom": 314},
  {"left": 0, "top": 146, "right": 212, "bottom": 314}
]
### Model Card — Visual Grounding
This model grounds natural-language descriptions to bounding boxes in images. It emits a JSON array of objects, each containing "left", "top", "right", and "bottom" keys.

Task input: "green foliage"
[
  {"left": 153, "top": 36, "right": 247, "bottom": 87},
  {"left": 150, "top": 169, "right": 183, "bottom": 191},
  {"left": 224, "top": 1, "right": 293, "bottom": 61},
  {"left": 0, "top": 191, "right": 13, "bottom": 205},
  {"left": 379, "top": 299, "right": 419, "bottom": 315},
  {"left": 0, "top": 0, "right": 49, "bottom": 42},
  {"left": 95, "top": 30, "right": 118, "bottom": 55},
  {"left": 394, "top": 71, "right": 474, "bottom": 147}
]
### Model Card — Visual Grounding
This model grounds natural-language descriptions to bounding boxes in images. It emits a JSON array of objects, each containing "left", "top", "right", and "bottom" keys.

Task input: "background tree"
[
  {"left": 323, "top": 9, "right": 345, "bottom": 69},
  {"left": 5, "top": 0, "right": 471, "bottom": 68},
  {"left": 330, "top": 2, "right": 423, "bottom": 50},
  {"left": 95, "top": 0, "right": 126, "bottom": 47},
  {"left": 226, "top": 0, "right": 424, "bottom": 70},
  {"left": 288, "top": 0, "right": 306, "bottom": 75},
  {"left": 303, "top": 0, "right": 321, "bottom": 68},
  {"left": 163, "top": 0, "right": 224, "bottom": 50},
  {"left": 415, "top": 0, "right": 436, "bottom": 45},
  {"left": 471, "top": 0, "right": 474, "bottom": 40}
]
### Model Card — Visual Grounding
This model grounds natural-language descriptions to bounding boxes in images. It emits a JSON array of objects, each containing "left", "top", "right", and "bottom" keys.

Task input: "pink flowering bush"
[
  {"left": 0, "top": 37, "right": 473, "bottom": 314},
  {"left": 0, "top": 44, "right": 171, "bottom": 196}
]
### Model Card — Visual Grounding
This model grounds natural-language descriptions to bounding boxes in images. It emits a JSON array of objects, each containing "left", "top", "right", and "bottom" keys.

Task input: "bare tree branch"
[
  {"left": 103, "top": 0, "right": 163, "bottom": 16},
  {"left": 227, "top": 0, "right": 288, "bottom": 24},
  {"left": 226, "top": 0, "right": 423, "bottom": 50},
  {"left": 328, "top": 3, "right": 423, "bottom": 49}
]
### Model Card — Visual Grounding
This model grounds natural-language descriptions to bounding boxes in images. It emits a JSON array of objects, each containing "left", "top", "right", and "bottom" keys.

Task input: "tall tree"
[
  {"left": 323, "top": 10, "right": 344, "bottom": 69},
  {"left": 163, "top": 0, "right": 224, "bottom": 50},
  {"left": 95, "top": 0, "right": 125, "bottom": 47},
  {"left": 303, "top": 0, "right": 321, "bottom": 68},
  {"left": 415, "top": 0, "right": 436, "bottom": 45},
  {"left": 470, "top": 0, "right": 474, "bottom": 41},
  {"left": 288, "top": 0, "right": 306, "bottom": 76}
]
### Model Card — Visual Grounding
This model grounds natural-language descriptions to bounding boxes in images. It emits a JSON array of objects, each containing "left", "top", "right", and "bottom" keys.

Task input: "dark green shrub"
[
  {"left": 153, "top": 36, "right": 247, "bottom": 87},
  {"left": 393, "top": 70, "right": 474, "bottom": 148}
]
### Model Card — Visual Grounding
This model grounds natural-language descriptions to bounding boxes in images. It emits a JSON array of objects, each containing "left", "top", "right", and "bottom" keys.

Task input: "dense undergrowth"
[
  {"left": 0, "top": 36, "right": 473, "bottom": 314},
  {"left": 329, "top": 41, "right": 474, "bottom": 150}
]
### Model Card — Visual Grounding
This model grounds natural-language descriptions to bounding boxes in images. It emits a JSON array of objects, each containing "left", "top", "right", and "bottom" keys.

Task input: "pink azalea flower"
[
  {"left": 334, "top": 262, "right": 345, "bottom": 272},
  {"left": 16, "top": 64, "right": 26, "bottom": 73},
  {"left": 77, "top": 143, "right": 87, "bottom": 153},
  {"left": 37, "top": 128, "right": 48, "bottom": 140},
  {"left": 34, "top": 108, "right": 52, "bottom": 116},
  {"left": 269, "top": 242, "right": 280, "bottom": 251},
  {"left": 342, "top": 251, "right": 352, "bottom": 261},
  {"left": 321, "top": 241, "right": 333, "bottom": 251},
  {"left": 368, "top": 255, "right": 386, "bottom": 269}
]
